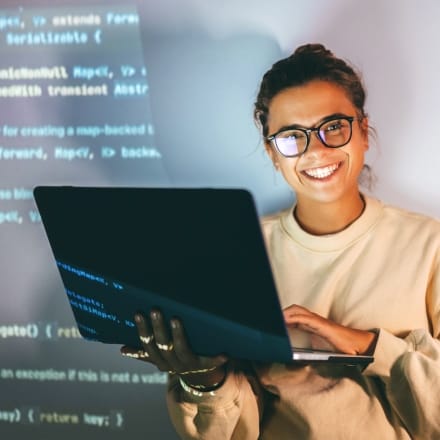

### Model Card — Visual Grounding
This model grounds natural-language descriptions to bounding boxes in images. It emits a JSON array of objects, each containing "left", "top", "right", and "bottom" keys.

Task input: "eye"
[
  {"left": 324, "top": 120, "right": 344, "bottom": 132},
  {"left": 277, "top": 129, "right": 306, "bottom": 140}
]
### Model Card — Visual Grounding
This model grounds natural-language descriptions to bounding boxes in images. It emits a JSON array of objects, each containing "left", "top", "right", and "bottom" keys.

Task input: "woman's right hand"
[{"left": 120, "top": 310, "right": 228, "bottom": 389}]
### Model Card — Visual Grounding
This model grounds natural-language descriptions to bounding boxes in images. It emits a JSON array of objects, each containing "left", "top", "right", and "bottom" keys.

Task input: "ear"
[
  {"left": 265, "top": 141, "right": 280, "bottom": 170},
  {"left": 360, "top": 117, "right": 369, "bottom": 152}
]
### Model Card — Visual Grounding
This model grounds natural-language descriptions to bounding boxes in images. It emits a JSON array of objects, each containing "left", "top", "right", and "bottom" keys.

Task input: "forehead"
[{"left": 267, "top": 80, "right": 356, "bottom": 130}]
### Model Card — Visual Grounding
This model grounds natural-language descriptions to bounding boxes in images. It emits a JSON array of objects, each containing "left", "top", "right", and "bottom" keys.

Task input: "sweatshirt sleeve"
[
  {"left": 166, "top": 370, "right": 261, "bottom": 440},
  {"left": 364, "top": 255, "right": 440, "bottom": 439}
]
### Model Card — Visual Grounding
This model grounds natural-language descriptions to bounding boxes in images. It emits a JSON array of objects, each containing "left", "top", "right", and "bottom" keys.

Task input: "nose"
[{"left": 305, "top": 129, "right": 328, "bottom": 155}]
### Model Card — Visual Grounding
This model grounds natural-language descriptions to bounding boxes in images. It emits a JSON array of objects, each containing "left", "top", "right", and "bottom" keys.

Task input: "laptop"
[{"left": 33, "top": 186, "right": 373, "bottom": 366}]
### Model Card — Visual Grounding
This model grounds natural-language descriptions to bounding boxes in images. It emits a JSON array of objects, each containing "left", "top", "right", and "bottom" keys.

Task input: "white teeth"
[{"left": 304, "top": 163, "right": 340, "bottom": 179}]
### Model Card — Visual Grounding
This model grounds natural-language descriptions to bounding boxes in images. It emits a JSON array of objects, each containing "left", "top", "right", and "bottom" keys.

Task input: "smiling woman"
[
  {"left": 123, "top": 44, "right": 440, "bottom": 440},
  {"left": 263, "top": 81, "right": 368, "bottom": 235}
]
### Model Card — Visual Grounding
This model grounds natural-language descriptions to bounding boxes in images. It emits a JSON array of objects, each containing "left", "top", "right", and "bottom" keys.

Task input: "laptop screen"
[{"left": 34, "top": 186, "right": 293, "bottom": 362}]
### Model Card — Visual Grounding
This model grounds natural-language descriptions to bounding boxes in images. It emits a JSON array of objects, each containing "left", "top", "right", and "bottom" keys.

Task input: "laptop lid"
[{"left": 33, "top": 186, "right": 373, "bottom": 366}]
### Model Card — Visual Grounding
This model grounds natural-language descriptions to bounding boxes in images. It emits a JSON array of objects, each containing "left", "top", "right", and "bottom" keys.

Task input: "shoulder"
[
  {"left": 260, "top": 210, "right": 284, "bottom": 228},
  {"left": 379, "top": 198, "right": 440, "bottom": 231},
  {"left": 368, "top": 197, "right": 440, "bottom": 252},
  {"left": 258, "top": 206, "right": 297, "bottom": 253},
  {"left": 260, "top": 207, "right": 291, "bottom": 235}
]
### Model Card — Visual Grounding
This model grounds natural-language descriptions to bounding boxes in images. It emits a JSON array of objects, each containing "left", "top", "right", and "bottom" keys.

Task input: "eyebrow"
[{"left": 272, "top": 112, "right": 352, "bottom": 134}]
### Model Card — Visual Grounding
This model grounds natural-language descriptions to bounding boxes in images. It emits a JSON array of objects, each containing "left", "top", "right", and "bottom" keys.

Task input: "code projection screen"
[{"left": 0, "top": 2, "right": 177, "bottom": 439}]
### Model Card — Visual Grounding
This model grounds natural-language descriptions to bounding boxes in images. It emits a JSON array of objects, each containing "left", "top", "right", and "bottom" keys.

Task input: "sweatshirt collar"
[{"left": 280, "top": 195, "right": 384, "bottom": 252}]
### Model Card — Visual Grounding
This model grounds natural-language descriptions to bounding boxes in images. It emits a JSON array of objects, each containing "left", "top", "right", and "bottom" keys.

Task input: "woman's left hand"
[{"left": 283, "top": 304, "right": 377, "bottom": 355}]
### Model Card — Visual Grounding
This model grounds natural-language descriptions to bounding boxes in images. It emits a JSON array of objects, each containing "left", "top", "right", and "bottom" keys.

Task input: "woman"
[{"left": 121, "top": 44, "right": 440, "bottom": 439}]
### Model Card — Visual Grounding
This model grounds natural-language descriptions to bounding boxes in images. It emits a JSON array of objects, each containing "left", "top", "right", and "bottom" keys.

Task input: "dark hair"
[{"left": 254, "top": 43, "right": 367, "bottom": 138}]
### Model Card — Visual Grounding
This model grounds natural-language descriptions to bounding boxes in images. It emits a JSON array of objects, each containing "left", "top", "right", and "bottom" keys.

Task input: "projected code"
[
  {"left": 0, "top": 322, "right": 82, "bottom": 340},
  {"left": 0, "top": 68, "right": 151, "bottom": 98},
  {"left": 1, "top": 10, "right": 137, "bottom": 44},
  {"left": 0, "top": 8, "right": 154, "bottom": 103},
  {"left": 0, "top": 4, "right": 169, "bottom": 228},
  {"left": 0, "top": 4, "right": 176, "bottom": 439},
  {"left": 0, "top": 368, "right": 167, "bottom": 385},
  {"left": 0, "top": 406, "right": 125, "bottom": 429},
  {"left": 0, "top": 367, "right": 165, "bottom": 431}
]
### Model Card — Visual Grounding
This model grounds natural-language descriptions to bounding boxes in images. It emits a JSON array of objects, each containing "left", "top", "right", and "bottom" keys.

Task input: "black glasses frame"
[{"left": 266, "top": 116, "right": 358, "bottom": 158}]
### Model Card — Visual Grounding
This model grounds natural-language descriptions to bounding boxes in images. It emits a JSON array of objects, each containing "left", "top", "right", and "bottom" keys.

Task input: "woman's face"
[{"left": 265, "top": 80, "right": 368, "bottom": 208}]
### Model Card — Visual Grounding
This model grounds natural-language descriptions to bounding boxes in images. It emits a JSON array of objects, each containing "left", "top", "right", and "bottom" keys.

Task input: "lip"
[{"left": 301, "top": 161, "right": 343, "bottom": 181}]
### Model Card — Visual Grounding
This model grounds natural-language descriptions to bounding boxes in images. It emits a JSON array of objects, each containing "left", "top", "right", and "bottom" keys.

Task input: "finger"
[
  {"left": 135, "top": 312, "right": 170, "bottom": 371},
  {"left": 283, "top": 307, "right": 323, "bottom": 326},
  {"left": 283, "top": 304, "right": 312, "bottom": 320},
  {"left": 135, "top": 312, "right": 158, "bottom": 351},
  {"left": 286, "top": 315, "right": 321, "bottom": 329},
  {"left": 150, "top": 310, "right": 184, "bottom": 371},
  {"left": 169, "top": 318, "right": 200, "bottom": 365},
  {"left": 284, "top": 313, "right": 324, "bottom": 333},
  {"left": 170, "top": 318, "right": 228, "bottom": 369}
]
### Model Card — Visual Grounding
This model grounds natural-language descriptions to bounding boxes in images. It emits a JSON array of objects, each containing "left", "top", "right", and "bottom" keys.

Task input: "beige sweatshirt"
[{"left": 166, "top": 196, "right": 440, "bottom": 439}]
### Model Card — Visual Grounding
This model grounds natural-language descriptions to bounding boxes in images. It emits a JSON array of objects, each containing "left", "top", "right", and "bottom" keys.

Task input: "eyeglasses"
[{"left": 266, "top": 116, "right": 359, "bottom": 158}]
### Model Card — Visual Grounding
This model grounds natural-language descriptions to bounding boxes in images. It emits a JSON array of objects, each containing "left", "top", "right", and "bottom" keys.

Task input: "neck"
[{"left": 294, "top": 193, "right": 366, "bottom": 235}]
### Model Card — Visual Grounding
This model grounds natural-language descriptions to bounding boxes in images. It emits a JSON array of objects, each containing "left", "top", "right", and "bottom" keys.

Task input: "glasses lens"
[
  {"left": 275, "top": 130, "right": 307, "bottom": 157},
  {"left": 319, "top": 118, "right": 352, "bottom": 147}
]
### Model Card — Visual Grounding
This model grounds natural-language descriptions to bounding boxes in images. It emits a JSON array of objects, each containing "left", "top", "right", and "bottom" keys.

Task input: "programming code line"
[
  {"left": 0, "top": 406, "right": 126, "bottom": 429},
  {"left": 0, "top": 367, "right": 167, "bottom": 385},
  {"left": 0, "top": 4, "right": 169, "bottom": 229}
]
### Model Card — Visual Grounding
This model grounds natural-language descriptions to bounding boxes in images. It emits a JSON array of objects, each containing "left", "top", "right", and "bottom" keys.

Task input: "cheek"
[
  {"left": 345, "top": 146, "right": 366, "bottom": 175},
  {"left": 278, "top": 159, "right": 302, "bottom": 182}
]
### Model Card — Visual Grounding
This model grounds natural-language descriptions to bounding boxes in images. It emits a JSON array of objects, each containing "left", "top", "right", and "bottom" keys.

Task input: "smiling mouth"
[{"left": 302, "top": 162, "right": 341, "bottom": 179}]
